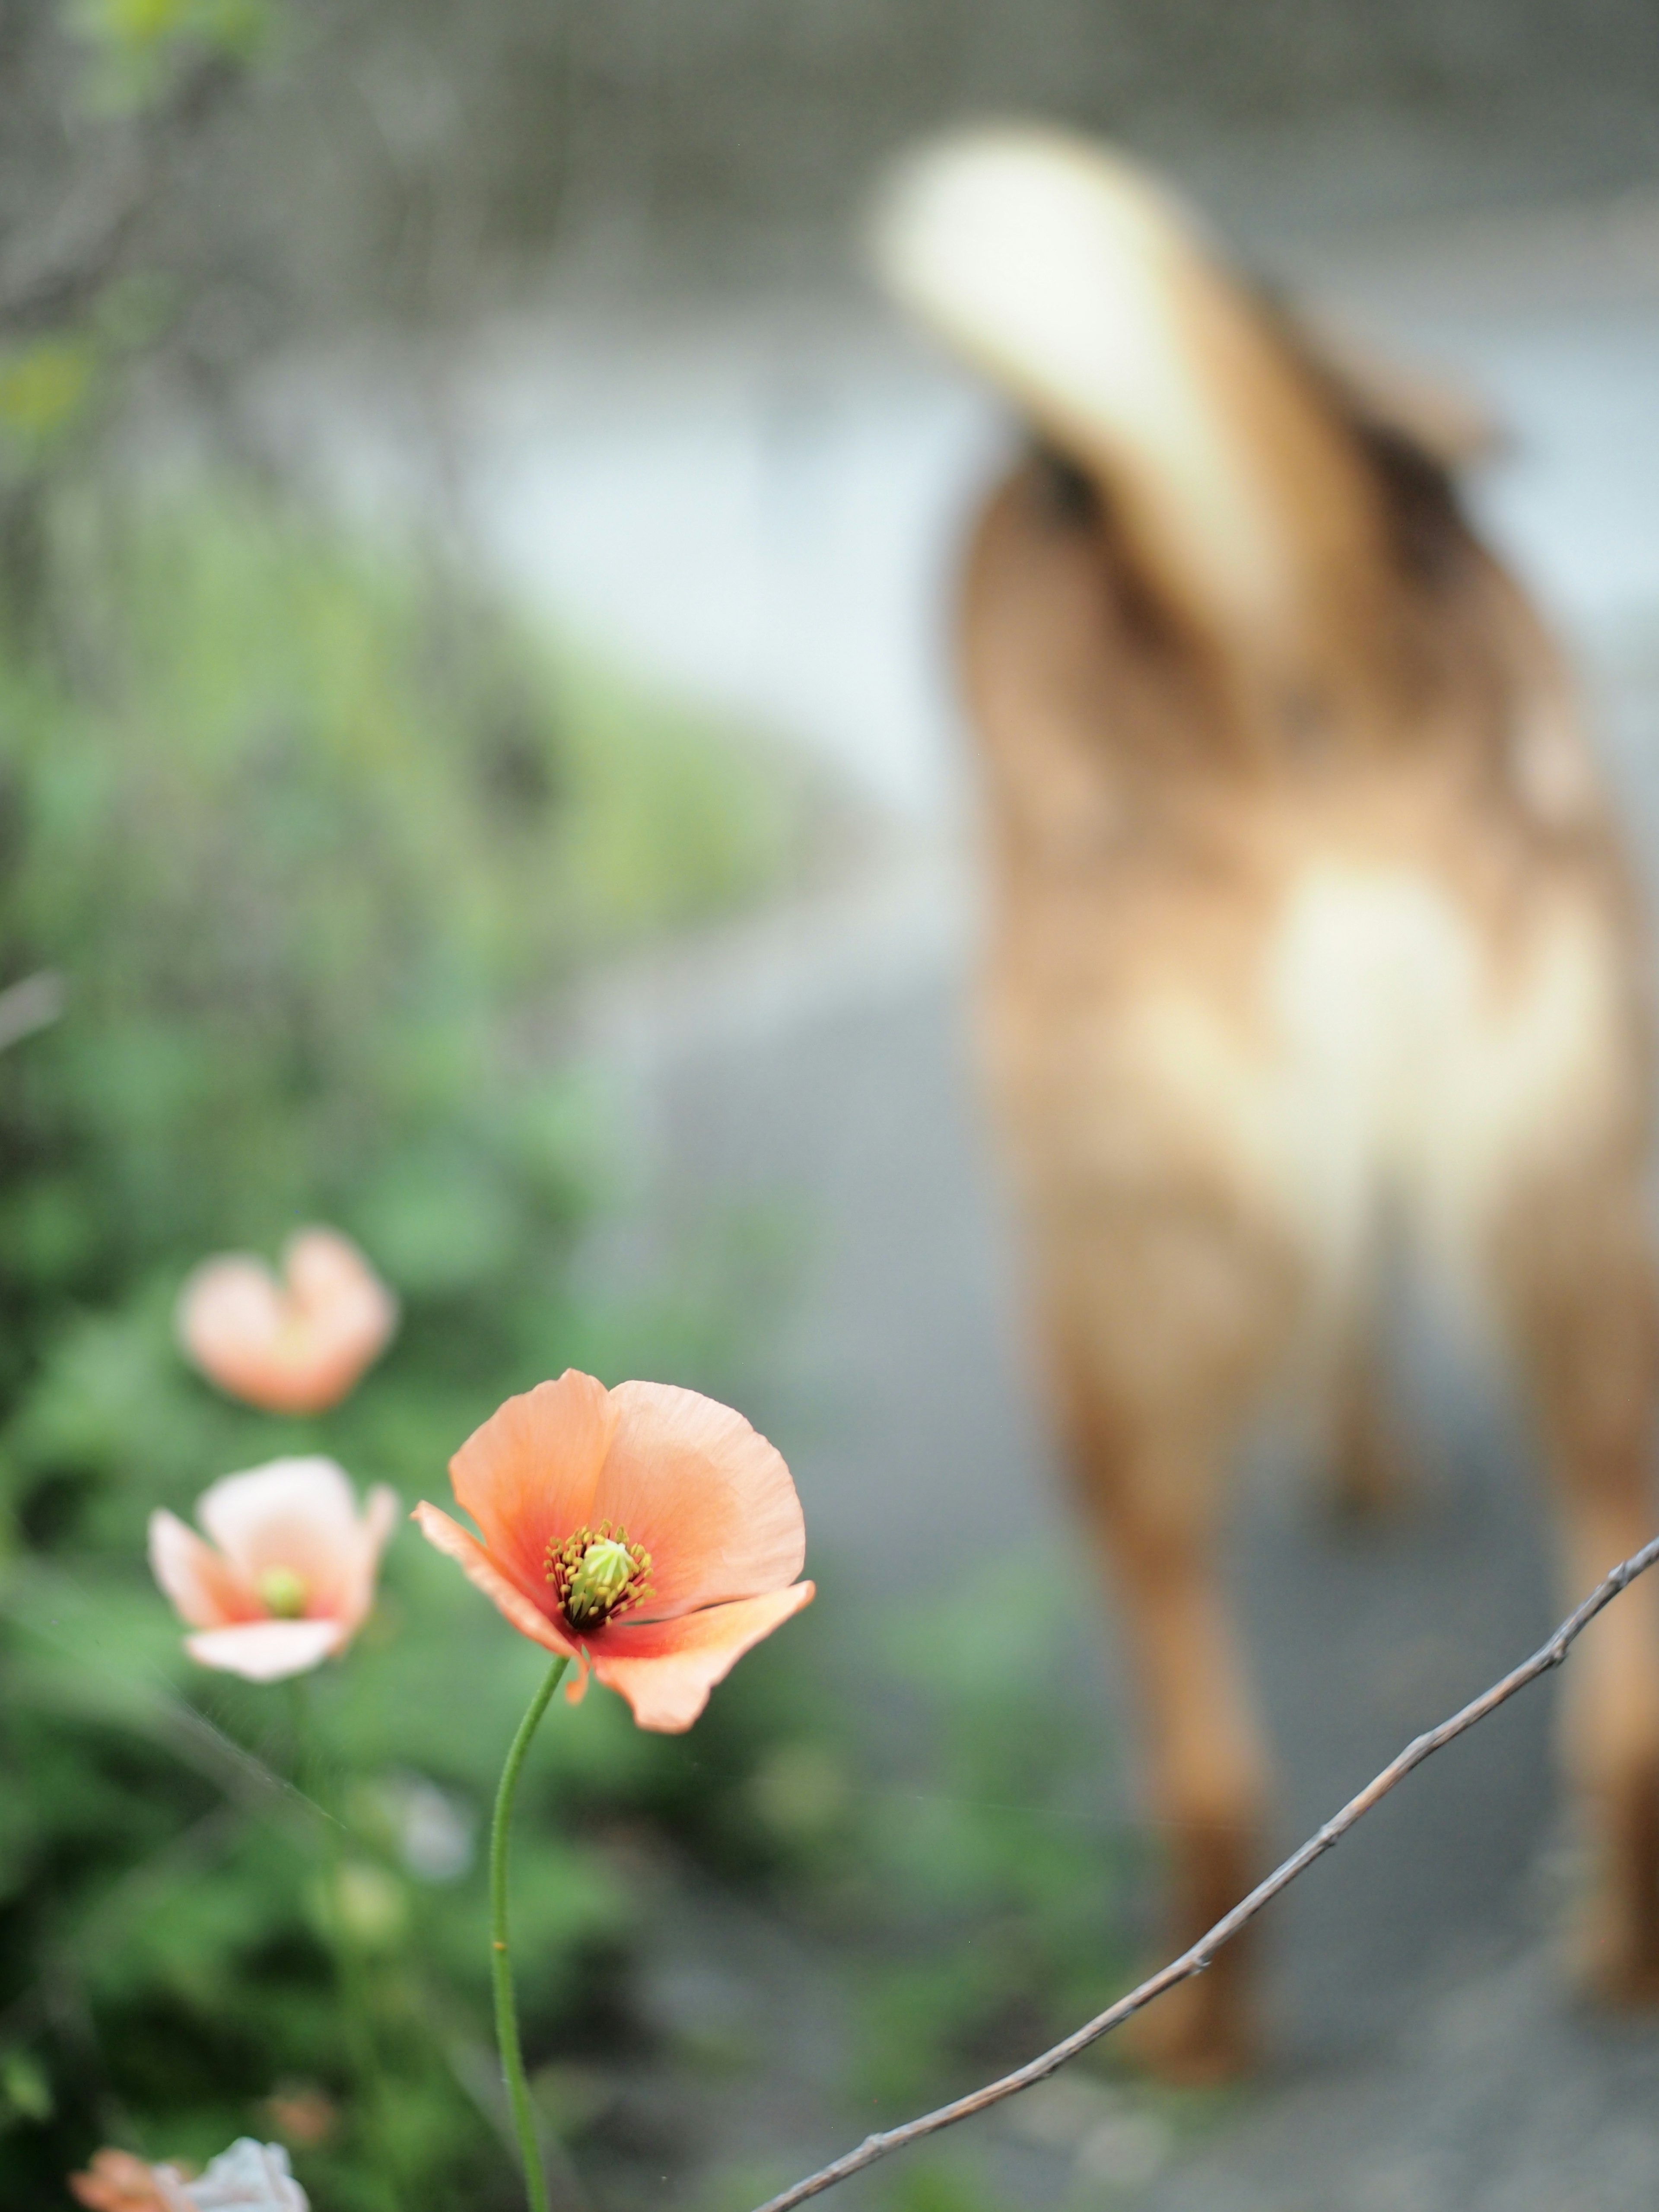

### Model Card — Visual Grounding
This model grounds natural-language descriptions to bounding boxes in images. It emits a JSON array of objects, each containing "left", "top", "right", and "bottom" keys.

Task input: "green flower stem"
[{"left": 491, "top": 1654, "right": 569, "bottom": 2212}]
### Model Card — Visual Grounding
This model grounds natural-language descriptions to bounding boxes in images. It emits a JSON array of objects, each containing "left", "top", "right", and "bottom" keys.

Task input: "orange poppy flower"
[
  {"left": 414, "top": 1372, "right": 813, "bottom": 1732},
  {"left": 176, "top": 1227, "right": 398, "bottom": 1415},
  {"left": 149, "top": 1458, "right": 399, "bottom": 1682}
]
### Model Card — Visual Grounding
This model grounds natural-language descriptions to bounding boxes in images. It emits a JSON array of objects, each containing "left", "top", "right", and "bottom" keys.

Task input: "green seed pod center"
[
  {"left": 257, "top": 1564, "right": 309, "bottom": 1619},
  {"left": 565, "top": 1539, "right": 634, "bottom": 1625},
  {"left": 546, "top": 1523, "right": 653, "bottom": 1631}
]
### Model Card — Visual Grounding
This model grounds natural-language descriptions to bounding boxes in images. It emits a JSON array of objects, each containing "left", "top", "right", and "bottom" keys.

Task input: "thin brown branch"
[{"left": 753, "top": 1529, "right": 1659, "bottom": 2212}]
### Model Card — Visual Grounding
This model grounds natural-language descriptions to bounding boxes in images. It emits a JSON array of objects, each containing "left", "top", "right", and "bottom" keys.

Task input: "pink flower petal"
[
  {"left": 177, "top": 1255, "right": 288, "bottom": 1398},
  {"left": 286, "top": 1226, "right": 396, "bottom": 1320},
  {"left": 589, "top": 1581, "right": 815, "bottom": 1731},
  {"left": 69, "top": 2147, "right": 195, "bottom": 2212},
  {"left": 197, "top": 1458, "right": 363, "bottom": 1615},
  {"left": 175, "top": 1228, "right": 397, "bottom": 1414},
  {"left": 184, "top": 2136, "right": 308, "bottom": 2209},
  {"left": 448, "top": 1373, "right": 617, "bottom": 1597},
  {"left": 185, "top": 1619, "right": 344, "bottom": 1681},
  {"left": 148, "top": 1510, "right": 261, "bottom": 1630},
  {"left": 333, "top": 1483, "right": 400, "bottom": 1636},
  {"left": 412, "top": 1503, "right": 583, "bottom": 1670},
  {"left": 592, "top": 1382, "right": 806, "bottom": 1619},
  {"left": 283, "top": 1227, "right": 399, "bottom": 1389}
]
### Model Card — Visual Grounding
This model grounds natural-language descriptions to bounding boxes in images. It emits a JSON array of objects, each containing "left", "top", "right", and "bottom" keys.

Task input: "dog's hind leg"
[
  {"left": 1036, "top": 1198, "right": 1296, "bottom": 2079},
  {"left": 1494, "top": 1164, "right": 1659, "bottom": 2002}
]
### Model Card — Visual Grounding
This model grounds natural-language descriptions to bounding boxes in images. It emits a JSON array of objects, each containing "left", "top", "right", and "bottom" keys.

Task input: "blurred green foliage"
[
  {"left": 0, "top": 342, "right": 100, "bottom": 457},
  {"left": 67, "top": 0, "right": 274, "bottom": 111},
  {"left": 681, "top": 1562, "right": 1144, "bottom": 2212},
  {"left": 877, "top": 1574, "right": 1139, "bottom": 2073},
  {"left": 1, "top": 9, "right": 1145, "bottom": 2211},
  {"left": 735, "top": 1562, "right": 1140, "bottom": 2109},
  {"left": 0, "top": 474, "right": 815, "bottom": 2208},
  {"left": 881, "top": 2164, "right": 1006, "bottom": 2212},
  {"left": 0, "top": 476, "right": 1141, "bottom": 2211}
]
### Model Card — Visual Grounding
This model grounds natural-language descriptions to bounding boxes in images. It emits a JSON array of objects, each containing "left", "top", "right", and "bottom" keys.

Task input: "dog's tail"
[{"left": 871, "top": 127, "right": 1481, "bottom": 702}]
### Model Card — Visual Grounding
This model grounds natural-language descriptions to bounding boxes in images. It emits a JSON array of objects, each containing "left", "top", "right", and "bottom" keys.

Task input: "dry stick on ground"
[{"left": 753, "top": 1529, "right": 1659, "bottom": 2212}]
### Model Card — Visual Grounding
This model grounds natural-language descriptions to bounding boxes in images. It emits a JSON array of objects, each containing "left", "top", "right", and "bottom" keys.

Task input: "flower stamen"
[
  {"left": 257, "top": 1564, "right": 309, "bottom": 1618},
  {"left": 546, "top": 1522, "right": 652, "bottom": 1631}
]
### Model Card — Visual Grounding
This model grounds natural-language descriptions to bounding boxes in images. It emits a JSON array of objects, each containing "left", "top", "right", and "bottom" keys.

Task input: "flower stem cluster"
[{"left": 144, "top": 1338, "right": 811, "bottom": 2212}]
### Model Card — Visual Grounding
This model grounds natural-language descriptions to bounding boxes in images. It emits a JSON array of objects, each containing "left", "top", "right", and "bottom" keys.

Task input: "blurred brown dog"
[{"left": 875, "top": 128, "right": 1659, "bottom": 2079}]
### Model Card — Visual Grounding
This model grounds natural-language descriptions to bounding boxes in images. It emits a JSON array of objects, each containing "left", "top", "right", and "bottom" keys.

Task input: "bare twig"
[{"left": 753, "top": 1530, "right": 1659, "bottom": 2212}]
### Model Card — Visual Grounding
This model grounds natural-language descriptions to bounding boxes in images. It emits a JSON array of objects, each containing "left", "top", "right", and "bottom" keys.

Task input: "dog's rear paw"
[{"left": 1573, "top": 1904, "right": 1659, "bottom": 2010}]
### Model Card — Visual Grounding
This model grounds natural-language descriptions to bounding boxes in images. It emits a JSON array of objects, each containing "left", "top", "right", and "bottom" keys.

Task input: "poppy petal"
[
  {"left": 285, "top": 1226, "right": 398, "bottom": 1334},
  {"left": 177, "top": 1254, "right": 289, "bottom": 1403},
  {"left": 336, "top": 1483, "right": 400, "bottom": 1634},
  {"left": 592, "top": 1382, "right": 805, "bottom": 1619},
  {"left": 185, "top": 1618, "right": 344, "bottom": 1681},
  {"left": 589, "top": 1581, "right": 815, "bottom": 1732},
  {"left": 177, "top": 1231, "right": 396, "bottom": 1415},
  {"left": 282, "top": 1227, "right": 399, "bottom": 1403},
  {"left": 413, "top": 1503, "right": 578, "bottom": 1660},
  {"left": 198, "top": 1458, "right": 364, "bottom": 1615},
  {"left": 448, "top": 1372, "right": 617, "bottom": 1595},
  {"left": 69, "top": 2146, "right": 195, "bottom": 2212},
  {"left": 147, "top": 1510, "right": 260, "bottom": 1629}
]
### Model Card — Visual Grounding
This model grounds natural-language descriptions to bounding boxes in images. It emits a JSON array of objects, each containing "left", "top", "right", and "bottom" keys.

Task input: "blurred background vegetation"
[
  {"left": 0, "top": 4, "right": 1153, "bottom": 2207},
  {"left": 12, "top": 0, "right": 1654, "bottom": 2203}
]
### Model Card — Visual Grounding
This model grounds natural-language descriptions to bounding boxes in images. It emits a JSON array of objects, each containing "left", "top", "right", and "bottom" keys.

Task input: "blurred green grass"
[
  {"left": 1, "top": 8, "right": 1145, "bottom": 2205},
  {"left": 0, "top": 474, "right": 823, "bottom": 2207},
  {"left": 0, "top": 475, "right": 1141, "bottom": 2210}
]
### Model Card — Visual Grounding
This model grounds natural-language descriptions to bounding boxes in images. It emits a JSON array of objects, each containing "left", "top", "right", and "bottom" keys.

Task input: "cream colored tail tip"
[
  {"left": 871, "top": 128, "right": 1236, "bottom": 491},
  {"left": 868, "top": 126, "right": 1306, "bottom": 649},
  {"left": 870, "top": 128, "right": 1199, "bottom": 396},
  {"left": 872, "top": 128, "right": 1189, "bottom": 285}
]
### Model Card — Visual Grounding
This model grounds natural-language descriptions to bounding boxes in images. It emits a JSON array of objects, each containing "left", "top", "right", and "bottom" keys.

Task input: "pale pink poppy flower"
[
  {"left": 70, "top": 2140, "right": 308, "bottom": 2211},
  {"left": 176, "top": 1228, "right": 398, "bottom": 1415},
  {"left": 149, "top": 1459, "right": 398, "bottom": 1682},
  {"left": 415, "top": 1370, "right": 814, "bottom": 1732},
  {"left": 69, "top": 2148, "right": 189, "bottom": 2212}
]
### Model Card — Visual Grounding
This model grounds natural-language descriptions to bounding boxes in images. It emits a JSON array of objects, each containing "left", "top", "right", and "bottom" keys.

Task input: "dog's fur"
[{"left": 876, "top": 129, "right": 1659, "bottom": 2077}]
